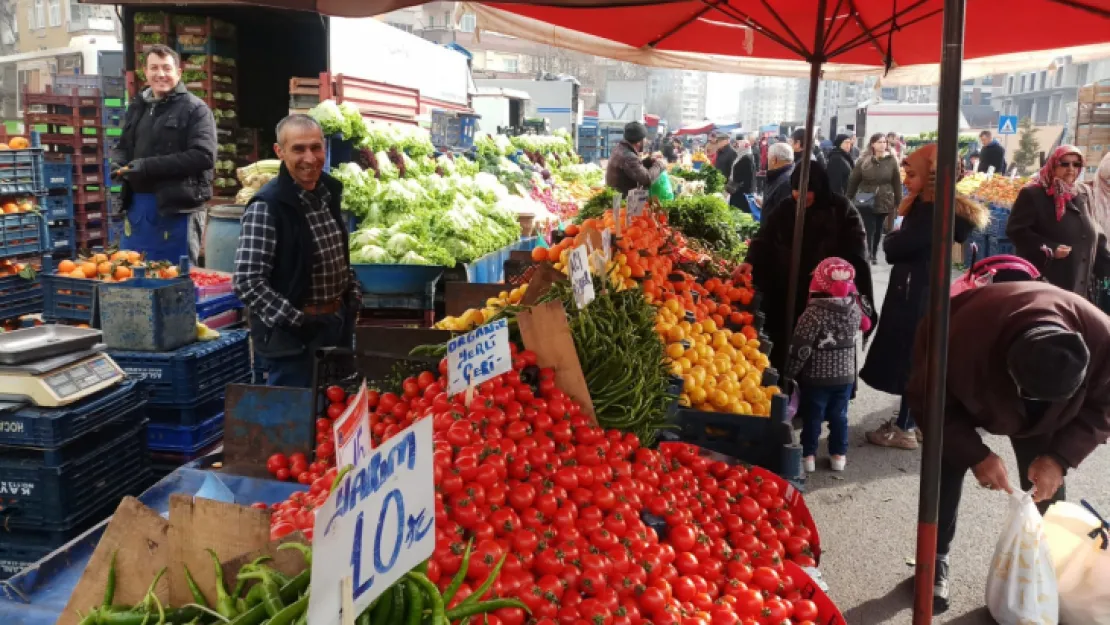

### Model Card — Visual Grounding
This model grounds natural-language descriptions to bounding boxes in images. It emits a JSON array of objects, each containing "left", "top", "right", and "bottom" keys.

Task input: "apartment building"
[
  {"left": 736, "top": 75, "right": 806, "bottom": 132},
  {"left": 678, "top": 71, "right": 707, "bottom": 127},
  {"left": 993, "top": 57, "right": 1110, "bottom": 127}
]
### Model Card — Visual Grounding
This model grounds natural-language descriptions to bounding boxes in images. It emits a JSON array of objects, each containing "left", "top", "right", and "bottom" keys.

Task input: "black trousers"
[
  {"left": 936, "top": 436, "right": 1067, "bottom": 556},
  {"left": 861, "top": 209, "right": 886, "bottom": 261}
]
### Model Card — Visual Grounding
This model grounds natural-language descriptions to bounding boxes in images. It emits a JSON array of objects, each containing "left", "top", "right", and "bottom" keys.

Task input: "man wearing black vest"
[{"left": 233, "top": 114, "right": 360, "bottom": 387}]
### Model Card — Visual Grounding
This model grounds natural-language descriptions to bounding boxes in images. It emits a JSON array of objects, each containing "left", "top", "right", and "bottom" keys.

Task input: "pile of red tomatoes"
[{"left": 264, "top": 343, "right": 826, "bottom": 625}]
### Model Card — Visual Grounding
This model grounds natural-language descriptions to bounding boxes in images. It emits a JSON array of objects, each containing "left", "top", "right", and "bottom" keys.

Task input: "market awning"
[{"left": 673, "top": 122, "right": 714, "bottom": 136}]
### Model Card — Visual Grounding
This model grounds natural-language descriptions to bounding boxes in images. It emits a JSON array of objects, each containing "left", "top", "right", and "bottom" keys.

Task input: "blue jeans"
[
  {"left": 896, "top": 394, "right": 916, "bottom": 430},
  {"left": 799, "top": 382, "right": 853, "bottom": 457},
  {"left": 253, "top": 308, "right": 354, "bottom": 388}
]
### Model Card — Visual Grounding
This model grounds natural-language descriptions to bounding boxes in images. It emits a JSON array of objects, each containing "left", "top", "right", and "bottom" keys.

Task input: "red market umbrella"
[{"left": 674, "top": 122, "right": 715, "bottom": 136}]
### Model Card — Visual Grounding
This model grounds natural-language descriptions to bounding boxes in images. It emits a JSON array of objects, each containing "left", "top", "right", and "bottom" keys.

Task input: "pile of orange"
[
  {"left": 1, "top": 199, "right": 34, "bottom": 214},
  {"left": 55, "top": 250, "right": 180, "bottom": 282},
  {"left": 0, "top": 259, "right": 31, "bottom": 277}
]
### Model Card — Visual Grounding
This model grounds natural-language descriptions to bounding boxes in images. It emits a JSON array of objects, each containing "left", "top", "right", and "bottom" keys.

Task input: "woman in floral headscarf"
[
  {"left": 1088, "top": 152, "right": 1110, "bottom": 237},
  {"left": 1006, "top": 145, "right": 1110, "bottom": 298}
]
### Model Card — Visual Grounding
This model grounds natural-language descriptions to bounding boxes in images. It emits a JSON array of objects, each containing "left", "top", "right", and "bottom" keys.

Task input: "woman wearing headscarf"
[
  {"left": 1006, "top": 145, "right": 1110, "bottom": 299},
  {"left": 728, "top": 139, "right": 757, "bottom": 212},
  {"left": 1087, "top": 152, "right": 1110, "bottom": 237},
  {"left": 741, "top": 161, "right": 876, "bottom": 368},
  {"left": 847, "top": 133, "right": 903, "bottom": 264},
  {"left": 862, "top": 144, "right": 989, "bottom": 449}
]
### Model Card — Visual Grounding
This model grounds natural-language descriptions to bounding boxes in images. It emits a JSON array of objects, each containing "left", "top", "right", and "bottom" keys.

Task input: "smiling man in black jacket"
[{"left": 111, "top": 44, "right": 216, "bottom": 265}]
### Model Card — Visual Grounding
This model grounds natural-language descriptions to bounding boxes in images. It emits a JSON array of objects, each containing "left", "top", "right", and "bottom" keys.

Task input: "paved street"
[{"left": 803, "top": 260, "right": 1110, "bottom": 624}]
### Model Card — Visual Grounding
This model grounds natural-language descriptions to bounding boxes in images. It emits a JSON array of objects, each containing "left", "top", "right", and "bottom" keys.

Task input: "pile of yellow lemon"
[
  {"left": 655, "top": 298, "right": 780, "bottom": 417},
  {"left": 552, "top": 248, "right": 637, "bottom": 292},
  {"left": 435, "top": 284, "right": 529, "bottom": 332}
]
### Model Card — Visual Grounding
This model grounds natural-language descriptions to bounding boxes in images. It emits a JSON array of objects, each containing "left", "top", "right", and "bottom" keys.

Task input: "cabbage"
[
  {"left": 385, "top": 232, "right": 419, "bottom": 257},
  {"left": 400, "top": 251, "right": 431, "bottom": 265},
  {"left": 352, "top": 244, "right": 391, "bottom": 264},
  {"left": 308, "top": 101, "right": 349, "bottom": 137}
]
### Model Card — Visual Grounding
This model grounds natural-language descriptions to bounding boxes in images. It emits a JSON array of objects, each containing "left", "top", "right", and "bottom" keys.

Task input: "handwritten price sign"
[
  {"left": 308, "top": 417, "right": 435, "bottom": 625},
  {"left": 447, "top": 318, "right": 512, "bottom": 396},
  {"left": 333, "top": 382, "right": 371, "bottom": 469},
  {"left": 568, "top": 245, "right": 595, "bottom": 309}
]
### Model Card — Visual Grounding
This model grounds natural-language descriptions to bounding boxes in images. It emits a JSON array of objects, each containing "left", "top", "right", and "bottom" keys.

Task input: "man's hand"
[
  {"left": 732, "top": 263, "right": 752, "bottom": 281},
  {"left": 1027, "top": 455, "right": 1065, "bottom": 502},
  {"left": 971, "top": 453, "right": 1014, "bottom": 493}
]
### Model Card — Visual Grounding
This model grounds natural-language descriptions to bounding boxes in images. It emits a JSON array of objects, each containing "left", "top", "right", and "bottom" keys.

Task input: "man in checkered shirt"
[{"left": 233, "top": 114, "right": 361, "bottom": 387}]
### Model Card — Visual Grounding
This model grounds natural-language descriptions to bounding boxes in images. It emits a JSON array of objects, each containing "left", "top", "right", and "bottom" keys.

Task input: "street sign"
[{"left": 998, "top": 116, "right": 1018, "bottom": 135}]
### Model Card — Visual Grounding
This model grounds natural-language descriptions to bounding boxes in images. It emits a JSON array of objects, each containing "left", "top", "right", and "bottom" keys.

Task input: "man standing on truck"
[
  {"left": 234, "top": 114, "right": 361, "bottom": 388},
  {"left": 111, "top": 44, "right": 216, "bottom": 265},
  {"left": 977, "top": 130, "right": 1008, "bottom": 174}
]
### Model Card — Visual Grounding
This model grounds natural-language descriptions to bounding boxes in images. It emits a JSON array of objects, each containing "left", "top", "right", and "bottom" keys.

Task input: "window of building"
[
  {"left": 962, "top": 90, "right": 973, "bottom": 106},
  {"left": 460, "top": 12, "right": 476, "bottom": 32},
  {"left": 48, "top": 0, "right": 60, "bottom": 27},
  {"left": 1007, "top": 76, "right": 1014, "bottom": 93},
  {"left": 33, "top": 0, "right": 45, "bottom": 29},
  {"left": 504, "top": 58, "right": 518, "bottom": 73},
  {"left": 981, "top": 91, "right": 991, "bottom": 105},
  {"left": 1039, "top": 70, "right": 1047, "bottom": 90},
  {"left": 1019, "top": 74, "right": 1027, "bottom": 92},
  {"left": 880, "top": 86, "right": 898, "bottom": 100},
  {"left": 962, "top": 78, "right": 974, "bottom": 86},
  {"left": 427, "top": 15, "right": 435, "bottom": 27},
  {"left": 1055, "top": 68, "right": 1063, "bottom": 87},
  {"left": 69, "top": 0, "right": 82, "bottom": 21},
  {"left": 1076, "top": 63, "right": 1089, "bottom": 87},
  {"left": 981, "top": 75, "right": 993, "bottom": 86}
]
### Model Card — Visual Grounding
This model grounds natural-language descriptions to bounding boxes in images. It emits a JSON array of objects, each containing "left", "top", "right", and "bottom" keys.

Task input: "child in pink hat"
[{"left": 786, "top": 257, "right": 871, "bottom": 472}]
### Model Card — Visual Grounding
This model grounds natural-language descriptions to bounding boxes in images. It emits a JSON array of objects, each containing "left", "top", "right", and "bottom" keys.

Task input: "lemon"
[
  {"left": 666, "top": 343, "right": 685, "bottom": 359},
  {"left": 689, "top": 386, "right": 708, "bottom": 405}
]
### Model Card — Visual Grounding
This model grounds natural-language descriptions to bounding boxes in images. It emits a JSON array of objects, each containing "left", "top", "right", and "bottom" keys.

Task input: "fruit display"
[
  {"left": 0, "top": 136, "right": 30, "bottom": 150},
  {"left": 53, "top": 251, "right": 180, "bottom": 281},
  {"left": 263, "top": 342, "right": 828, "bottom": 624},
  {"left": 0, "top": 198, "right": 35, "bottom": 214},
  {"left": 972, "top": 174, "right": 1026, "bottom": 208},
  {"left": 436, "top": 285, "right": 529, "bottom": 331},
  {"left": 956, "top": 172, "right": 989, "bottom": 196}
]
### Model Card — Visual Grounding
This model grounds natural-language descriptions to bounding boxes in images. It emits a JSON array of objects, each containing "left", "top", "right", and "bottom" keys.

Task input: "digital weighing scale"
[{"left": 0, "top": 326, "right": 126, "bottom": 408}]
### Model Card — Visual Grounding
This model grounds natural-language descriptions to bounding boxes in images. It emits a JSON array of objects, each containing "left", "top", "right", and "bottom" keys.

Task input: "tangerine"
[
  {"left": 80, "top": 262, "right": 98, "bottom": 278},
  {"left": 58, "top": 259, "right": 77, "bottom": 274}
]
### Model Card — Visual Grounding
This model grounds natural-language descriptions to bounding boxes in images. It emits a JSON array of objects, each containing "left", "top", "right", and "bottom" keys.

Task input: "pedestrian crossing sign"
[{"left": 998, "top": 115, "right": 1018, "bottom": 135}]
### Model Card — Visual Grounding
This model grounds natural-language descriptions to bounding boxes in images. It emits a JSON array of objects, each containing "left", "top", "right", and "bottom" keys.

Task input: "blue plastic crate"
[
  {"left": 990, "top": 235, "right": 1016, "bottom": 257},
  {"left": 101, "top": 107, "right": 124, "bottom": 129},
  {"left": 109, "top": 330, "right": 251, "bottom": 404},
  {"left": 147, "top": 377, "right": 243, "bottom": 424},
  {"left": 98, "top": 276, "right": 197, "bottom": 351},
  {"left": 49, "top": 223, "right": 73, "bottom": 252},
  {"left": 324, "top": 134, "right": 355, "bottom": 172},
  {"left": 0, "top": 418, "right": 149, "bottom": 531},
  {"left": 986, "top": 205, "right": 1011, "bottom": 238},
  {"left": 0, "top": 379, "right": 145, "bottom": 449},
  {"left": 41, "top": 259, "right": 97, "bottom": 323},
  {"left": 0, "top": 272, "right": 42, "bottom": 320},
  {"left": 44, "top": 194, "right": 73, "bottom": 220},
  {"left": 0, "top": 494, "right": 126, "bottom": 582},
  {"left": 147, "top": 412, "right": 223, "bottom": 453},
  {"left": 196, "top": 291, "right": 242, "bottom": 319},
  {"left": 0, "top": 148, "right": 45, "bottom": 195},
  {"left": 41, "top": 160, "right": 71, "bottom": 192},
  {"left": 0, "top": 213, "right": 44, "bottom": 257}
]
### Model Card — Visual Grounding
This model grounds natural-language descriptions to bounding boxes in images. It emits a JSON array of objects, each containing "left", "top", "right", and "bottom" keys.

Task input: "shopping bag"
[
  {"left": 1043, "top": 500, "right": 1110, "bottom": 624},
  {"left": 985, "top": 491, "right": 1059, "bottom": 625},
  {"left": 650, "top": 170, "right": 675, "bottom": 201}
]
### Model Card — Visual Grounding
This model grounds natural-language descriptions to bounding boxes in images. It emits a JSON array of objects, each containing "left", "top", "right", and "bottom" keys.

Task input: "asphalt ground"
[{"left": 800, "top": 260, "right": 1110, "bottom": 625}]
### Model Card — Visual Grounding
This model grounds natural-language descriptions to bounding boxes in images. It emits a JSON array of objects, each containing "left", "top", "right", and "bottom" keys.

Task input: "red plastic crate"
[
  {"left": 23, "top": 87, "right": 100, "bottom": 108},
  {"left": 73, "top": 187, "right": 106, "bottom": 205}
]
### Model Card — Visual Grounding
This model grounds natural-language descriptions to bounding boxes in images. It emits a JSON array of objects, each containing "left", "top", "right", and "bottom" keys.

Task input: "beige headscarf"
[{"left": 898, "top": 143, "right": 989, "bottom": 229}]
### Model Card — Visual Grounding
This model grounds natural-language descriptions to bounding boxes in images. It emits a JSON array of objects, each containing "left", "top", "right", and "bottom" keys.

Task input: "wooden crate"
[
  {"left": 1079, "top": 81, "right": 1110, "bottom": 105},
  {"left": 288, "top": 77, "right": 323, "bottom": 114}
]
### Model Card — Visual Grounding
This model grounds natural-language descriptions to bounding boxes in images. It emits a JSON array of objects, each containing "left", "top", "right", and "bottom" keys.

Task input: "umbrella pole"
[
  {"left": 781, "top": 0, "right": 826, "bottom": 370},
  {"left": 913, "top": 0, "right": 966, "bottom": 620}
]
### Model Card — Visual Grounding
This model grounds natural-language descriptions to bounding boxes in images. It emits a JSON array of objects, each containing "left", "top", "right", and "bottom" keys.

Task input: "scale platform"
[{"left": 0, "top": 327, "right": 126, "bottom": 408}]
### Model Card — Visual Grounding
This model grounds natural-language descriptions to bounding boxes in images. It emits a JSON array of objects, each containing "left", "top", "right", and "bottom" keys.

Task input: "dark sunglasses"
[{"left": 1057, "top": 160, "right": 1083, "bottom": 169}]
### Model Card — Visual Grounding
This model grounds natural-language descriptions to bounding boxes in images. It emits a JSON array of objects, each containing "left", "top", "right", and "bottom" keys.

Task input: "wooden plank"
[
  {"left": 223, "top": 384, "right": 315, "bottom": 477},
  {"left": 517, "top": 300, "right": 596, "bottom": 420},
  {"left": 59, "top": 498, "right": 170, "bottom": 625},
  {"left": 168, "top": 495, "right": 272, "bottom": 606}
]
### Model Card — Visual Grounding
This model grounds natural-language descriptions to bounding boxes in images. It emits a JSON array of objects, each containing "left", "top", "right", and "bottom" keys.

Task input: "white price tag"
[
  {"left": 446, "top": 318, "right": 512, "bottom": 396},
  {"left": 612, "top": 193, "right": 623, "bottom": 236},
  {"left": 333, "top": 382, "right": 372, "bottom": 467},
  {"left": 987, "top": 166, "right": 996, "bottom": 176},
  {"left": 627, "top": 189, "right": 648, "bottom": 218},
  {"left": 568, "top": 245, "right": 595, "bottom": 309},
  {"left": 601, "top": 229, "right": 612, "bottom": 262},
  {"left": 309, "top": 418, "right": 436, "bottom": 625}
]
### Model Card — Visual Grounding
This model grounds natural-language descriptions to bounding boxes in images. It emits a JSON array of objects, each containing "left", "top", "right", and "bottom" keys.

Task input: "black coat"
[
  {"left": 977, "top": 141, "right": 1008, "bottom": 174},
  {"left": 826, "top": 148, "right": 854, "bottom": 197},
  {"left": 728, "top": 153, "right": 757, "bottom": 196},
  {"left": 746, "top": 192, "right": 875, "bottom": 369},
  {"left": 111, "top": 82, "right": 216, "bottom": 216},
  {"left": 715, "top": 145, "right": 738, "bottom": 180},
  {"left": 760, "top": 164, "right": 794, "bottom": 222},
  {"left": 860, "top": 198, "right": 979, "bottom": 395}
]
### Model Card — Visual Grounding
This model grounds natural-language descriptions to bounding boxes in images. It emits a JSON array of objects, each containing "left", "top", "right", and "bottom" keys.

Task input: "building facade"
[{"left": 992, "top": 57, "right": 1110, "bottom": 127}]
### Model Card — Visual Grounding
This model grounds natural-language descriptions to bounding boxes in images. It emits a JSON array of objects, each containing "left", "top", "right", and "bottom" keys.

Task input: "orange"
[
  {"left": 159, "top": 266, "right": 178, "bottom": 278},
  {"left": 17, "top": 200, "right": 32, "bottom": 212},
  {"left": 110, "top": 251, "right": 129, "bottom": 262},
  {"left": 531, "top": 247, "right": 547, "bottom": 262},
  {"left": 69, "top": 268, "right": 87, "bottom": 279},
  {"left": 2, "top": 202, "right": 16, "bottom": 214},
  {"left": 97, "top": 261, "right": 112, "bottom": 275},
  {"left": 58, "top": 259, "right": 77, "bottom": 274},
  {"left": 80, "top": 262, "right": 97, "bottom": 278},
  {"left": 127, "top": 252, "right": 142, "bottom": 263},
  {"left": 114, "top": 265, "right": 133, "bottom": 280},
  {"left": 92, "top": 253, "right": 109, "bottom": 264},
  {"left": 564, "top": 224, "right": 579, "bottom": 237}
]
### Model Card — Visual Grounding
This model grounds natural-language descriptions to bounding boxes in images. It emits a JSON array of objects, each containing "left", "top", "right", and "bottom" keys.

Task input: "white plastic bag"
[
  {"left": 1043, "top": 500, "right": 1110, "bottom": 624},
  {"left": 985, "top": 491, "right": 1059, "bottom": 625}
]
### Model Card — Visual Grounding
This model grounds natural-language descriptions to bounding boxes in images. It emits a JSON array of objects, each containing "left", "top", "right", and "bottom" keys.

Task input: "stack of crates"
[
  {"left": 0, "top": 380, "right": 150, "bottom": 579},
  {"left": 23, "top": 85, "right": 109, "bottom": 250},
  {"left": 42, "top": 157, "right": 74, "bottom": 257},
  {"left": 107, "top": 330, "right": 251, "bottom": 477},
  {"left": 0, "top": 134, "right": 47, "bottom": 323}
]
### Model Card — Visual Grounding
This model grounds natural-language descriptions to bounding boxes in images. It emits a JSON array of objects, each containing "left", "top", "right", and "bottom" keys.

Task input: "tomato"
[
  {"left": 669, "top": 524, "right": 697, "bottom": 552},
  {"left": 792, "top": 599, "right": 818, "bottom": 622},
  {"left": 325, "top": 386, "right": 346, "bottom": 404}
]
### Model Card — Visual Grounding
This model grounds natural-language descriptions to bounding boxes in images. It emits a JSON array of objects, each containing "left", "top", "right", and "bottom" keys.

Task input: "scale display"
[
  {"left": 44, "top": 357, "right": 119, "bottom": 399},
  {"left": 0, "top": 353, "right": 126, "bottom": 407}
]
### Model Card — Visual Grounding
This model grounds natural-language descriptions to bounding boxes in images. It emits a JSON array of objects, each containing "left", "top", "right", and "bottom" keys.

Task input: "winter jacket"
[
  {"left": 786, "top": 296, "right": 862, "bottom": 386},
  {"left": 728, "top": 152, "right": 756, "bottom": 196},
  {"left": 746, "top": 192, "right": 875, "bottom": 368},
  {"left": 846, "top": 153, "right": 902, "bottom": 214},
  {"left": 826, "top": 148, "right": 854, "bottom": 197},
  {"left": 860, "top": 196, "right": 988, "bottom": 395},
  {"left": 714, "top": 145, "right": 738, "bottom": 181},
  {"left": 1006, "top": 185, "right": 1110, "bottom": 299},
  {"left": 977, "top": 140, "right": 1007, "bottom": 174},
  {"left": 907, "top": 281, "right": 1110, "bottom": 471},
  {"left": 760, "top": 163, "right": 794, "bottom": 222},
  {"left": 605, "top": 140, "right": 664, "bottom": 195},
  {"left": 111, "top": 81, "right": 216, "bottom": 216}
]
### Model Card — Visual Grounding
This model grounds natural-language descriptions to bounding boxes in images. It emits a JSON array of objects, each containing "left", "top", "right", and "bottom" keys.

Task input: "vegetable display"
[{"left": 660, "top": 196, "right": 751, "bottom": 263}]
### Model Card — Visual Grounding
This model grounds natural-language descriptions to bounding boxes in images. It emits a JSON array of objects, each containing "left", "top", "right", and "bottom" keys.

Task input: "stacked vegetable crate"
[
  {"left": 1076, "top": 80, "right": 1110, "bottom": 178},
  {"left": 0, "top": 136, "right": 47, "bottom": 323},
  {"left": 175, "top": 16, "right": 241, "bottom": 200},
  {"left": 23, "top": 86, "right": 108, "bottom": 250},
  {"left": 0, "top": 380, "right": 151, "bottom": 579},
  {"left": 107, "top": 330, "right": 252, "bottom": 475}
]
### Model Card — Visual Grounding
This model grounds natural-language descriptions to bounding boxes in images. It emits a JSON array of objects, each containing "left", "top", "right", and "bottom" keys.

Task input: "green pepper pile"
[{"left": 74, "top": 539, "right": 526, "bottom": 625}]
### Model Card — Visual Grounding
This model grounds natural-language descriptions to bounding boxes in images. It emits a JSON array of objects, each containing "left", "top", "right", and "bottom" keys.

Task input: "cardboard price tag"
[
  {"left": 308, "top": 418, "right": 436, "bottom": 625},
  {"left": 446, "top": 318, "right": 512, "bottom": 396},
  {"left": 611, "top": 192, "right": 622, "bottom": 237},
  {"left": 602, "top": 229, "right": 612, "bottom": 262},
  {"left": 333, "top": 382, "right": 371, "bottom": 469},
  {"left": 627, "top": 189, "right": 649, "bottom": 219},
  {"left": 568, "top": 245, "right": 595, "bottom": 309}
]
